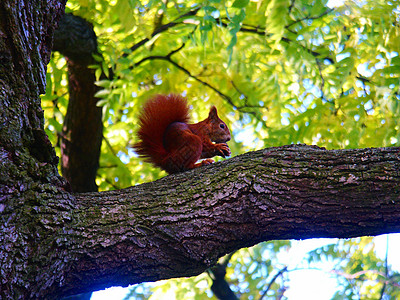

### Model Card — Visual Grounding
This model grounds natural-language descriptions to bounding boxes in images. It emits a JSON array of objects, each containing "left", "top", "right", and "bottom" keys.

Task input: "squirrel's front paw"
[{"left": 216, "top": 143, "right": 231, "bottom": 158}]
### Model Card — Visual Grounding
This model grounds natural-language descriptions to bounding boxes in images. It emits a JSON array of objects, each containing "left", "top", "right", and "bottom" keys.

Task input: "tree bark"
[
  {"left": 208, "top": 252, "right": 238, "bottom": 300},
  {"left": 65, "top": 145, "right": 400, "bottom": 294},
  {"left": 0, "top": 0, "right": 70, "bottom": 299},
  {"left": 4, "top": 144, "right": 400, "bottom": 298},
  {"left": 53, "top": 14, "right": 103, "bottom": 193}
]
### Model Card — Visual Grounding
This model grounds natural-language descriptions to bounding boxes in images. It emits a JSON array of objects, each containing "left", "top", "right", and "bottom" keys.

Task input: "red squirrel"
[{"left": 133, "top": 94, "right": 231, "bottom": 174}]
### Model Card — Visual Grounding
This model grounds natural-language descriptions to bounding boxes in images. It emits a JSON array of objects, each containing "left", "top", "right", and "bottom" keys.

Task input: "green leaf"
[
  {"left": 232, "top": 0, "right": 250, "bottom": 9},
  {"left": 94, "top": 89, "right": 110, "bottom": 98}
]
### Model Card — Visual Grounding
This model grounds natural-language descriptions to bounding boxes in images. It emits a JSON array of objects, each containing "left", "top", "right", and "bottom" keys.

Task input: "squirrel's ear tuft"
[{"left": 208, "top": 106, "right": 218, "bottom": 119}]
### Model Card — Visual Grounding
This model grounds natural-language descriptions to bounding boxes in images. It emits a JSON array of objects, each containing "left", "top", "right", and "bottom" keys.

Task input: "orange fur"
[{"left": 134, "top": 94, "right": 231, "bottom": 174}]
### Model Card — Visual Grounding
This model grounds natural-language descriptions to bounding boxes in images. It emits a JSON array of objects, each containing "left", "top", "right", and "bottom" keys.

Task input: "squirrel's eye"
[{"left": 220, "top": 123, "right": 225, "bottom": 129}]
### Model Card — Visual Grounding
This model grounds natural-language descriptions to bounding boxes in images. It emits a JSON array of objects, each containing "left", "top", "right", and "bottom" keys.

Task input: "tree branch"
[
  {"left": 285, "top": 8, "right": 335, "bottom": 29},
  {"left": 259, "top": 266, "right": 288, "bottom": 300},
  {"left": 134, "top": 43, "right": 239, "bottom": 109},
  {"left": 379, "top": 236, "right": 390, "bottom": 299},
  {"left": 332, "top": 270, "right": 400, "bottom": 288},
  {"left": 127, "top": 7, "right": 201, "bottom": 55},
  {"left": 207, "top": 252, "right": 238, "bottom": 300},
  {"left": 4, "top": 144, "right": 400, "bottom": 298},
  {"left": 219, "top": 19, "right": 335, "bottom": 64},
  {"left": 40, "top": 144, "right": 400, "bottom": 297},
  {"left": 53, "top": 14, "right": 103, "bottom": 192}
]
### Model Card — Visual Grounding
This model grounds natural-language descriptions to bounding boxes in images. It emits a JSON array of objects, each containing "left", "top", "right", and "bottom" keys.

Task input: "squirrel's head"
[{"left": 207, "top": 106, "right": 231, "bottom": 143}]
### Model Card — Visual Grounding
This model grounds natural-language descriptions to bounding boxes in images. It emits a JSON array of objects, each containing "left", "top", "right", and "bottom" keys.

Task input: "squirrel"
[{"left": 133, "top": 94, "right": 231, "bottom": 174}]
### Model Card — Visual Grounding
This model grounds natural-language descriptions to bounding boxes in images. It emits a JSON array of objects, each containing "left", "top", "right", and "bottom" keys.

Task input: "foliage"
[
  {"left": 308, "top": 238, "right": 400, "bottom": 299},
  {"left": 123, "top": 241, "right": 291, "bottom": 300},
  {"left": 41, "top": 0, "right": 400, "bottom": 298},
  {"left": 42, "top": 0, "right": 400, "bottom": 187}
]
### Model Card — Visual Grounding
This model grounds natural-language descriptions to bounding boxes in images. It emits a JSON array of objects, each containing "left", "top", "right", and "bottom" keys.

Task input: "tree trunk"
[
  {"left": 53, "top": 13, "right": 103, "bottom": 193},
  {"left": 0, "top": 0, "right": 70, "bottom": 299}
]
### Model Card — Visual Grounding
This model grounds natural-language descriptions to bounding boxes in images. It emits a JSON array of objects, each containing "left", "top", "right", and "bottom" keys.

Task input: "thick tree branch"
[
  {"left": 2, "top": 144, "right": 400, "bottom": 298},
  {"left": 208, "top": 252, "right": 238, "bottom": 300},
  {"left": 53, "top": 14, "right": 98, "bottom": 64},
  {"left": 19, "top": 144, "right": 399, "bottom": 298}
]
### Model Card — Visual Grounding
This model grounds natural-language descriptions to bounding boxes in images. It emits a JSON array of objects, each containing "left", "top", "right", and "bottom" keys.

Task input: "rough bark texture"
[
  {"left": 0, "top": 0, "right": 70, "bottom": 299},
  {"left": 0, "top": 0, "right": 64, "bottom": 161},
  {"left": 53, "top": 14, "right": 98, "bottom": 64},
  {"left": 58, "top": 146, "right": 400, "bottom": 296},
  {"left": 6, "top": 144, "right": 395, "bottom": 299},
  {"left": 53, "top": 14, "right": 103, "bottom": 193}
]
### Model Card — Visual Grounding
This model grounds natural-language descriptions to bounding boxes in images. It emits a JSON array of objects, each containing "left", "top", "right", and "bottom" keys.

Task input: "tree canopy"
[
  {"left": 43, "top": 0, "right": 400, "bottom": 186},
  {"left": 11, "top": 0, "right": 400, "bottom": 298}
]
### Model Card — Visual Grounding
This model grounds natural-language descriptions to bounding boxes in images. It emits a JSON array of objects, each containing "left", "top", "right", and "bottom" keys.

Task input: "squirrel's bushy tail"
[{"left": 134, "top": 94, "right": 190, "bottom": 169}]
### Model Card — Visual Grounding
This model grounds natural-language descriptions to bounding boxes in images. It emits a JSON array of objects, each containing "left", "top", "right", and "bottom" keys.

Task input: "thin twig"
[
  {"left": 286, "top": 8, "right": 335, "bottom": 29},
  {"left": 134, "top": 43, "right": 239, "bottom": 109},
  {"left": 216, "top": 17, "right": 335, "bottom": 64},
  {"left": 127, "top": 7, "right": 201, "bottom": 55},
  {"left": 316, "top": 58, "right": 326, "bottom": 99},
  {"left": 288, "top": 0, "right": 296, "bottom": 14},
  {"left": 259, "top": 266, "right": 288, "bottom": 300},
  {"left": 332, "top": 269, "right": 400, "bottom": 288},
  {"left": 379, "top": 235, "right": 390, "bottom": 300}
]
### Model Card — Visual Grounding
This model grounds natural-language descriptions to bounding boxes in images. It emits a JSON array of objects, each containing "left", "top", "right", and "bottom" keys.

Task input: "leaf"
[
  {"left": 95, "top": 79, "right": 111, "bottom": 88},
  {"left": 232, "top": 0, "right": 250, "bottom": 9},
  {"left": 95, "top": 67, "right": 102, "bottom": 81},
  {"left": 94, "top": 89, "right": 110, "bottom": 98},
  {"left": 96, "top": 98, "right": 108, "bottom": 107},
  {"left": 265, "top": 0, "right": 290, "bottom": 43},
  {"left": 102, "top": 61, "right": 109, "bottom": 78}
]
